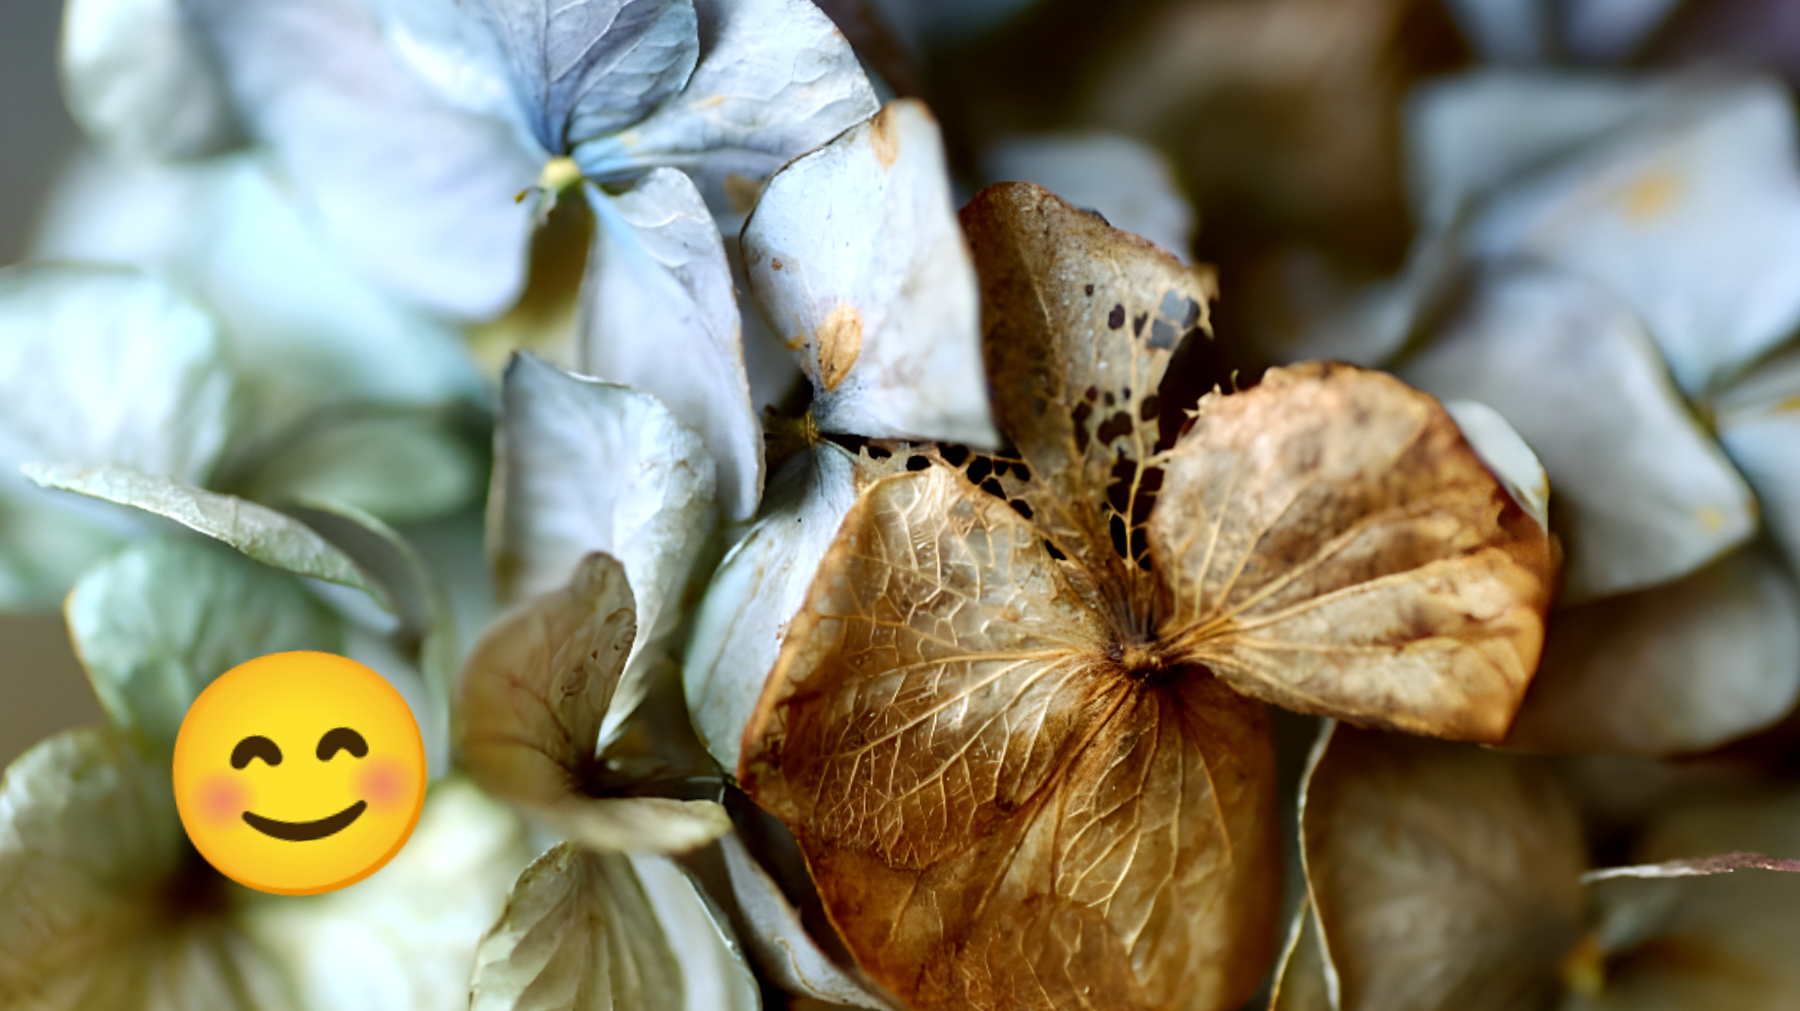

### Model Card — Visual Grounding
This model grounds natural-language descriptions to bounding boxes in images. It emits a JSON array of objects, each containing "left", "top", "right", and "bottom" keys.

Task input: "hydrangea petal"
[
  {"left": 581, "top": 172, "right": 761, "bottom": 521},
  {"left": 489, "top": 353, "right": 717, "bottom": 745},
  {"left": 61, "top": 0, "right": 241, "bottom": 158},
  {"left": 744, "top": 101, "right": 998, "bottom": 446},
  {"left": 982, "top": 131, "right": 1195, "bottom": 260},
  {"left": 1468, "top": 77, "right": 1800, "bottom": 396},
  {"left": 188, "top": 0, "right": 543, "bottom": 319},
  {"left": 1507, "top": 549, "right": 1800, "bottom": 758},
  {"left": 575, "top": 0, "right": 879, "bottom": 221},
  {"left": 1400, "top": 265, "right": 1755, "bottom": 603}
]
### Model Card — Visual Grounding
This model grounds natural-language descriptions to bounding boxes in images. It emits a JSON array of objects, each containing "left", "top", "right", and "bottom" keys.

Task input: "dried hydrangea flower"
[{"left": 736, "top": 183, "right": 1555, "bottom": 1011}]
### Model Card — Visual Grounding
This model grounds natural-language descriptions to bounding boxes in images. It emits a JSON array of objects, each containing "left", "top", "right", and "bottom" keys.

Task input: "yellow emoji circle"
[{"left": 172, "top": 651, "right": 427, "bottom": 896}]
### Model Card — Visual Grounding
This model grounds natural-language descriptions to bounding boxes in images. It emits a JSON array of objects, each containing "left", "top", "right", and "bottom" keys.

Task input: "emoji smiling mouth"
[{"left": 242, "top": 800, "right": 367, "bottom": 841}]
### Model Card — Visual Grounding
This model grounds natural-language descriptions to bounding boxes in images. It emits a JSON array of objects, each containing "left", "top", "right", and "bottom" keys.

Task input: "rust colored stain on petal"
[
  {"left": 816, "top": 303, "right": 864, "bottom": 391},
  {"left": 870, "top": 104, "right": 901, "bottom": 169}
]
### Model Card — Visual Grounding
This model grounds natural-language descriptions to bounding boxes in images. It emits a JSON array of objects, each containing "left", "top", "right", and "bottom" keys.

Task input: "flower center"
[{"left": 538, "top": 156, "right": 582, "bottom": 194}]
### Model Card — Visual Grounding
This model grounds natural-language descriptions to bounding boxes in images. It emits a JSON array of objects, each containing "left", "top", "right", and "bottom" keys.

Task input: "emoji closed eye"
[
  {"left": 230, "top": 735, "right": 282, "bottom": 769},
  {"left": 316, "top": 727, "right": 368, "bottom": 761}
]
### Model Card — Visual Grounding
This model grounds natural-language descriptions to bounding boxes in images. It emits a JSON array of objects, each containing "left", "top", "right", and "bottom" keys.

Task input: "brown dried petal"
[
  {"left": 1153, "top": 363, "right": 1554, "bottom": 742},
  {"left": 741, "top": 463, "right": 1280, "bottom": 1011},
  {"left": 459, "top": 553, "right": 730, "bottom": 853},
  {"left": 1267, "top": 896, "right": 1333, "bottom": 1011},
  {"left": 1300, "top": 724, "right": 1586, "bottom": 1011},
  {"left": 962, "top": 181, "right": 1217, "bottom": 584}
]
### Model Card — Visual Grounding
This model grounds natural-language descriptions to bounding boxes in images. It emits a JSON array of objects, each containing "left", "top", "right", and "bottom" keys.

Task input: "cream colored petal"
[
  {"left": 1300, "top": 724, "right": 1587, "bottom": 1011},
  {"left": 1153, "top": 363, "right": 1554, "bottom": 742},
  {"left": 1507, "top": 548, "right": 1800, "bottom": 758},
  {"left": 742, "top": 100, "right": 998, "bottom": 447},
  {"left": 469, "top": 843, "right": 756, "bottom": 1010},
  {"left": 741, "top": 462, "right": 1281, "bottom": 1011}
]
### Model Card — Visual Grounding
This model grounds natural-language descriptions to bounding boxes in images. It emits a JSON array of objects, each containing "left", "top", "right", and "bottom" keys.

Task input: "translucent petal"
[
  {"left": 580, "top": 172, "right": 761, "bottom": 521},
  {"left": 742, "top": 462, "right": 1280, "bottom": 1011},
  {"left": 470, "top": 843, "right": 755, "bottom": 1010},
  {"left": 683, "top": 442, "right": 859, "bottom": 773},
  {"left": 743, "top": 101, "right": 998, "bottom": 446},
  {"left": 1713, "top": 344, "right": 1800, "bottom": 578}
]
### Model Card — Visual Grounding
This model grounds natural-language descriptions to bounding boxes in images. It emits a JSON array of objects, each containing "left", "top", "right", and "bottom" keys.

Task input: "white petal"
[
  {"left": 188, "top": 0, "right": 543, "bottom": 318},
  {"left": 574, "top": 0, "right": 879, "bottom": 222},
  {"left": 23, "top": 464, "right": 392, "bottom": 611},
  {"left": 684, "top": 442, "right": 858, "bottom": 772},
  {"left": 241, "top": 779, "right": 534, "bottom": 1011},
  {"left": 742, "top": 100, "right": 999, "bottom": 446},
  {"left": 580, "top": 173, "right": 762, "bottom": 521},
  {"left": 33, "top": 152, "right": 485, "bottom": 450},
  {"left": 1506, "top": 548, "right": 1800, "bottom": 758},
  {"left": 627, "top": 852, "right": 759, "bottom": 1011},
  {"left": 1468, "top": 76, "right": 1800, "bottom": 396},
  {"left": 61, "top": 0, "right": 240, "bottom": 158},
  {"left": 1563, "top": 0, "right": 1684, "bottom": 60},
  {"left": 490, "top": 353, "right": 718, "bottom": 745},
  {"left": 1405, "top": 70, "right": 1665, "bottom": 228},
  {"left": 1400, "top": 264, "right": 1755, "bottom": 603},
  {"left": 1713, "top": 345, "right": 1800, "bottom": 578},
  {"left": 718, "top": 830, "right": 891, "bottom": 1007},
  {"left": 1440, "top": 399, "right": 1550, "bottom": 534},
  {"left": 67, "top": 538, "right": 345, "bottom": 750},
  {"left": 0, "top": 264, "right": 233, "bottom": 607},
  {"left": 982, "top": 131, "right": 1195, "bottom": 261},
  {"left": 470, "top": 843, "right": 752, "bottom": 1010}
]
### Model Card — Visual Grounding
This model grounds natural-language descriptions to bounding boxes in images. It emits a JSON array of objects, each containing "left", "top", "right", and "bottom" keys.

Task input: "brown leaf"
[
  {"left": 962, "top": 182, "right": 1217, "bottom": 592},
  {"left": 1153, "top": 363, "right": 1554, "bottom": 742},
  {"left": 741, "top": 462, "right": 1280, "bottom": 1011},
  {"left": 460, "top": 552, "right": 728, "bottom": 853},
  {"left": 1300, "top": 724, "right": 1586, "bottom": 1011}
]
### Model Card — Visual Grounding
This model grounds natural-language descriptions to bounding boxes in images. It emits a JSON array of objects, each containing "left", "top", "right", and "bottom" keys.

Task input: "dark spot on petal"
[
  {"left": 906, "top": 455, "right": 930, "bottom": 471},
  {"left": 1149, "top": 318, "right": 1178, "bottom": 350},
  {"left": 1085, "top": 385, "right": 1099, "bottom": 402},
  {"left": 1133, "top": 313, "right": 1148, "bottom": 336},
  {"left": 1139, "top": 394, "right": 1160, "bottom": 422},
  {"left": 981, "top": 477, "right": 1006, "bottom": 499},
  {"left": 941, "top": 444, "right": 970, "bottom": 466},
  {"left": 1104, "top": 391, "right": 1115, "bottom": 407},
  {"left": 967, "top": 457, "right": 993, "bottom": 484},
  {"left": 1085, "top": 284, "right": 1095, "bottom": 296},
  {"left": 1097, "top": 411, "right": 1134, "bottom": 446},
  {"left": 1183, "top": 298, "right": 1202, "bottom": 328},
  {"left": 1010, "top": 498, "right": 1034, "bottom": 520},
  {"left": 1044, "top": 539, "right": 1067, "bottom": 560},
  {"left": 1108, "top": 304, "right": 1126, "bottom": 329},
  {"left": 1072, "top": 402, "right": 1093, "bottom": 453}
]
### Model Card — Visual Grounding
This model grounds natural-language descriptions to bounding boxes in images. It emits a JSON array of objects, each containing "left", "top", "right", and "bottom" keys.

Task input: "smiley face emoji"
[{"left": 173, "top": 651, "right": 427, "bottom": 895}]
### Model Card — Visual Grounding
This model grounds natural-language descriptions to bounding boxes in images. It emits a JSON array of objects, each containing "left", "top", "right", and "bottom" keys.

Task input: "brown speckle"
[
  {"left": 772, "top": 258, "right": 784, "bottom": 272},
  {"left": 724, "top": 173, "right": 763, "bottom": 215},
  {"left": 816, "top": 303, "right": 864, "bottom": 391},
  {"left": 871, "top": 107, "right": 900, "bottom": 169}
]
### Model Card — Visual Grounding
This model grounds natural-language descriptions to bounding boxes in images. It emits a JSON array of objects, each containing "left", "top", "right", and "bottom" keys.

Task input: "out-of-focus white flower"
[
  {"left": 982, "top": 130, "right": 1195, "bottom": 262},
  {"left": 1265, "top": 71, "right": 1800, "bottom": 758}
]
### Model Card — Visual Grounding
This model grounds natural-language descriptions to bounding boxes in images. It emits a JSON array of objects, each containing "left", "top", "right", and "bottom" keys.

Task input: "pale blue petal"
[
  {"left": 188, "top": 0, "right": 544, "bottom": 319},
  {"left": 574, "top": 0, "right": 878, "bottom": 222},
  {"left": 580, "top": 174, "right": 761, "bottom": 520},
  {"left": 62, "top": 0, "right": 242, "bottom": 158},
  {"left": 475, "top": 0, "right": 698, "bottom": 152}
]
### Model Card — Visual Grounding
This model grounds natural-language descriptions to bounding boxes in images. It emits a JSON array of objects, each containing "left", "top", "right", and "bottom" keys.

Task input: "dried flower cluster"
[{"left": 7, "top": 0, "right": 1800, "bottom": 1009}]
